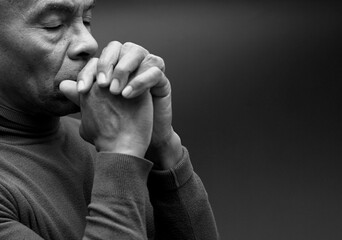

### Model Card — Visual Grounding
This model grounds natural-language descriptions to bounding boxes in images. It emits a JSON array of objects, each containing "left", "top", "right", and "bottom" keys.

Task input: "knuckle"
[
  {"left": 157, "top": 57, "right": 166, "bottom": 71},
  {"left": 108, "top": 41, "right": 122, "bottom": 48},
  {"left": 145, "top": 54, "right": 165, "bottom": 71},
  {"left": 133, "top": 78, "right": 144, "bottom": 89},
  {"left": 122, "top": 42, "right": 135, "bottom": 51},
  {"left": 97, "top": 58, "right": 107, "bottom": 70},
  {"left": 86, "top": 57, "right": 98, "bottom": 67},
  {"left": 90, "top": 57, "right": 99, "bottom": 67},
  {"left": 145, "top": 54, "right": 155, "bottom": 62},
  {"left": 101, "top": 47, "right": 107, "bottom": 54},
  {"left": 122, "top": 42, "right": 148, "bottom": 56},
  {"left": 114, "top": 65, "right": 127, "bottom": 77},
  {"left": 151, "top": 66, "right": 163, "bottom": 78},
  {"left": 78, "top": 58, "right": 97, "bottom": 78},
  {"left": 77, "top": 69, "right": 86, "bottom": 80}
]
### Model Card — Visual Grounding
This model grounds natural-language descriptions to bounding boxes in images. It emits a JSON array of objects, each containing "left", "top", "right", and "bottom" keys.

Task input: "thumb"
[{"left": 59, "top": 80, "right": 80, "bottom": 106}]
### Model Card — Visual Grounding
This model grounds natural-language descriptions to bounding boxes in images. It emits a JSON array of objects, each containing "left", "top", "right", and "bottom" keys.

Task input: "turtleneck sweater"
[{"left": 0, "top": 105, "right": 219, "bottom": 240}]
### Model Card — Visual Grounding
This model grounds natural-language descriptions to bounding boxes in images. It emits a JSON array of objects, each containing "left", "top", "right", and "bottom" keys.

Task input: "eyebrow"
[
  {"left": 89, "top": 0, "right": 97, "bottom": 9},
  {"left": 85, "top": 0, "right": 97, "bottom": 11},
  {"left": 28, "top": 0, "right": 96, "bottom": 21}
]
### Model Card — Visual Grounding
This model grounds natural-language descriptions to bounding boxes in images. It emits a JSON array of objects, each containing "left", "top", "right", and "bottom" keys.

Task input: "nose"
[{"left": 68, "top": 23, "right": 98, "bottom": 61}]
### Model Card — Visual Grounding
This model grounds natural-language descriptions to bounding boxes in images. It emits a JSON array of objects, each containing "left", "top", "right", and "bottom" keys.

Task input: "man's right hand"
[{"left": 59, "top": 41, "right": 179, "bottom": 163}]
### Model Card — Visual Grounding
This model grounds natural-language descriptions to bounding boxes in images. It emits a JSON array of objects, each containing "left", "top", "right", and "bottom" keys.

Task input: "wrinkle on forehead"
[
  {"left": 1, "top": 0, "right": 96, "bottom": 10},
  {"left": 0, "top": 0, "right": 37, "bottom": 18},
  {"left": 0, "top": 0, "right": 28, "bottom": 24},
  {"left": 1, "top": 0, "right": 32, "bottom": 9},
  {"left": 0, "top": 0, "right": 96, "bottom": 23}
]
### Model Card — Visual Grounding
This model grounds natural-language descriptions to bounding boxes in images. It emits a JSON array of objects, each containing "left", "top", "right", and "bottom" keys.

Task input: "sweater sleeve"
[
  {"left": 0, "top": 182, "right": 45, "bottom": 240},
  {"left": 0, "top": 152, "right": 153, "bottom": 240},
  {"left": 147, "top": 147, "right": 220, "bottom": 240},
  {"left": 83, "top": 152, "right": 153, "bottom": 240}
]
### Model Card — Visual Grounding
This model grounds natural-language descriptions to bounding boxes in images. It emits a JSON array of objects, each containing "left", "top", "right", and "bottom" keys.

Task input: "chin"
[
  {"left": 48, "top": 100, "right": 80, "bottom": 117},
  {"left": 40, "top": 91, "right": 80, "bottom": 117}
]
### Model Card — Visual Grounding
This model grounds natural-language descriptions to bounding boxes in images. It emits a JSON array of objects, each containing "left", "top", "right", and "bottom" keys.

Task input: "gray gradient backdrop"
[{"left": 90, "top": 1, "right": 341, "bottom": 239}]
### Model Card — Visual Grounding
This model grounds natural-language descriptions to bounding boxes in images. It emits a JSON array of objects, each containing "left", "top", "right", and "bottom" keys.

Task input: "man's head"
[{"left": 0, "top": 0, "right": 98, "bottom": 116}]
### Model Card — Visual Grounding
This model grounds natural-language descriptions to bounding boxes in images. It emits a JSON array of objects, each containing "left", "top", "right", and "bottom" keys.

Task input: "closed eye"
[
  {"left": 83, "top": 21, "right": 91, "bottom": 27},
  {"left": 45, "top": 24, "right": 64, "bottom": 31},
  {"left": 83, "top": 15, "right": 92, "bottom": 28}
]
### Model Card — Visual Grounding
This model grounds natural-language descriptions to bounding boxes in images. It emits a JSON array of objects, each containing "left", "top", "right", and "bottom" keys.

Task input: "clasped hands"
[{"left": 60, "top": 42, "right": 182, "bottom": 170}]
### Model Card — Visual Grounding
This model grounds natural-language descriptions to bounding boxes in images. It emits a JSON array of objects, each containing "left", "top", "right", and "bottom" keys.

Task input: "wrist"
[
  {"left": 95, "top": 134, "right": 149, "bottom": 158},
  {"left": 146, "top": 129, "right": 183, "bottom": 170}
]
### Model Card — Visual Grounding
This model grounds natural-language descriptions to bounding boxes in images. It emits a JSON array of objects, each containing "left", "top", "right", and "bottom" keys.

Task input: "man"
[{"left": 0, "top": 0, "right": 219, "bottom": 239}]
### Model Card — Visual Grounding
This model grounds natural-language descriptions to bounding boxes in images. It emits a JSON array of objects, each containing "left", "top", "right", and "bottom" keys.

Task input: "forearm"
[
  {"left": 84, "top": 152, "right": 153, "bottom": 240},
  {"left": 145, "top": 129, "right": 183, "bottom": 170},
  {"left": 147, "top": 148, "right": 219, "bottom": 240}
]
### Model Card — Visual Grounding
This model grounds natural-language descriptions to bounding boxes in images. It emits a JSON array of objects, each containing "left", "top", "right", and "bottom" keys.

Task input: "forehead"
[
  {"left": 0, "top": 0, "right": 96, "bottom": 30},
  {"left": 2, "top": 0, "right": 95, "bottom": 13}
]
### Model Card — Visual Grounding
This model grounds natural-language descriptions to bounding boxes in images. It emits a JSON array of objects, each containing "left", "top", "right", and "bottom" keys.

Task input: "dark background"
[{"left": 91, "top": 1, "right": 341, "bottom": 239}]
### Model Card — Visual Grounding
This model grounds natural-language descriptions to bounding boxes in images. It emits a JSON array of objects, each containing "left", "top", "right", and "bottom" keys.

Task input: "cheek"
[
  {"left": 25, "top": 42, "right": 66, "bottom": 80},
  {"left": 11, "top": 28, "right": 68, "bottom": 77}
]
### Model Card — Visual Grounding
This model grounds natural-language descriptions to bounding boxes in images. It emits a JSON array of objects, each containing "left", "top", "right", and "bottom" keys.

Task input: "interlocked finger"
[
  {"left": 96, "top": 41, "right": 122, "bottom": 87},
  {"left": 77, "top": 57, "right": 99, "bottom": 93},
  {"left": 122, "top": 66, "right": 169, "bottom": 99},
  {"left": 109, "top": 42, "right": 149, "bottom": 94}
]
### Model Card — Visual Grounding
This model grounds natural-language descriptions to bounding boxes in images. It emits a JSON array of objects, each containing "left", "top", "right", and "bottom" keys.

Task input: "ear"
[{"left": 59, "top": 80, "right": 80, "bottom": 106}]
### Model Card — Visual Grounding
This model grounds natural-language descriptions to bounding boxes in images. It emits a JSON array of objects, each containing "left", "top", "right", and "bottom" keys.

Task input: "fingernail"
[
  {"left": 122, "top": 86, "right": 133, "bottom": 97},
  {"left": 97, "top": 72, "right": 107, "bottom": 86},
  {"left": 77, "top": 80, "right": 85, "bottom": 92},
  {"left": 110, "top": 78, "right": 120, "bottom": 93}
]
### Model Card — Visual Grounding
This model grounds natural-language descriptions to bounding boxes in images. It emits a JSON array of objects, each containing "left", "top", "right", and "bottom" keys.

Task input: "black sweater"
[{"left": 0, "top": 105, "right": 219, "bottom": 239}]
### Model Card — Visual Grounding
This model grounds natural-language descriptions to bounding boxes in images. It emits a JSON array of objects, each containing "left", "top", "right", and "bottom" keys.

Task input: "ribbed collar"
[{"left": 0, "top": 104, "right": 60, "bottom": 144}]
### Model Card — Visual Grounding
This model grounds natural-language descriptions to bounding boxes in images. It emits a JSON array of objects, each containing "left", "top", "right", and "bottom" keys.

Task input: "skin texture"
[
  {"left": 0, "top": 0, "right": 98, "bottom": 116},
  {"left": 0, "top": 0, "right": 183, "bottom": 167}
]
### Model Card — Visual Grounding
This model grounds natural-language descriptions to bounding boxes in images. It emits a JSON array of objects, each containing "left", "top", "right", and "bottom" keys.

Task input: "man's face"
[{"left": 0, "top": 0, "right": 98, "bottom": 116}]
